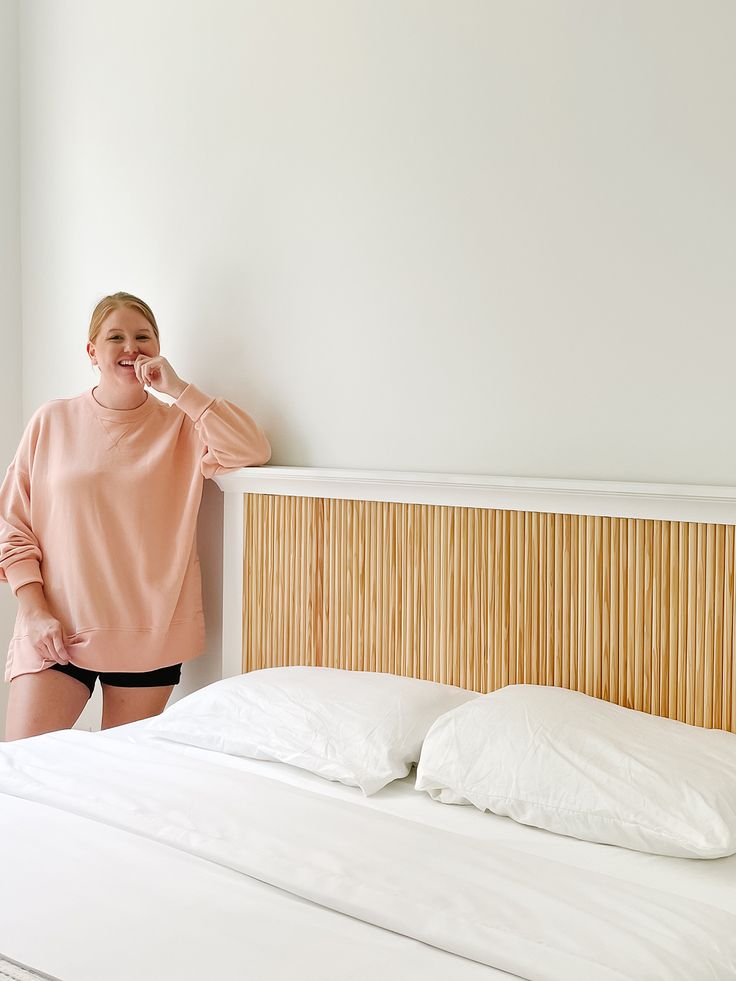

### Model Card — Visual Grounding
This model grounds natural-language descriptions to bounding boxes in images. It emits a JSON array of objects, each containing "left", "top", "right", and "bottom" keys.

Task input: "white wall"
[
  {"left": 19, "top": 0, "right": 736, "bottom": 484},
  {"left": 0, "top": 0, "right": 21, "bottom": 736},
  {"left": 9, "top": 1, "right": 736, "bottom": 723}
]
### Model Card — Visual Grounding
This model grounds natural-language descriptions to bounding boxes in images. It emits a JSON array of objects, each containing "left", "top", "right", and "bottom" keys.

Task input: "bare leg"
[
  {"left": 5, "top": 670, "right": 91, "bottom": 741},
  {"left": 100, "top": 684, "right": 174, "bottom": 730}
]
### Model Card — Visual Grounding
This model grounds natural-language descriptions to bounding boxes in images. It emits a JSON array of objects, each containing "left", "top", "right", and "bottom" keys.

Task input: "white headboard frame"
[{"left": 213, "top": 467, "right": 736, "bottom": 682}]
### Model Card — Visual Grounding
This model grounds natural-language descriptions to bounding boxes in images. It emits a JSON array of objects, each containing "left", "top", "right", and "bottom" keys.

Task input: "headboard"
[{"left": 214, "top": 468, "right": 736, "bottom": 733}]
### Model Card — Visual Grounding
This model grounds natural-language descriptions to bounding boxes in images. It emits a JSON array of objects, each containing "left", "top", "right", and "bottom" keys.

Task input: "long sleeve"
[
  {"left": 174, "top": 383, "right": 272, "bottom": 479},
  {"left": 0, "top": 416, "right": 44, "bottom": 596}
]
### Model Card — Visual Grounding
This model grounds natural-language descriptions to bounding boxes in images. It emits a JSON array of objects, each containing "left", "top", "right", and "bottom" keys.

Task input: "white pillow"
[
  {"left": 415, "top": 684, "right": 736, "bottom": 858},
  {"left": 147, "top": 666, "right": 478, "bottom": 795}
]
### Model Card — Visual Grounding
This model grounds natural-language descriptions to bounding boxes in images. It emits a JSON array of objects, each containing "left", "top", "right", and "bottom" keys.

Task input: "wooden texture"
[{"left": 242, "top": 495, "right": 736, "bottom": 732}]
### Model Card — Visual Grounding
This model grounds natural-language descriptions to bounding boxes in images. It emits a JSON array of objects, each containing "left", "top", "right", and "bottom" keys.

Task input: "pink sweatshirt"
[{"left": 0, "top": 385, "right": 271, "bottom": 682}]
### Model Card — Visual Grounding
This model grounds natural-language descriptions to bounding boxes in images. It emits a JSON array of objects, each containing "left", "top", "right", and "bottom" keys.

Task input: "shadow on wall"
[
  {"left": 180, "top": 270, "right": 290, "bottom": 463},
  {"left": 177, "top": 477, "right": 224, "bottom": 703}
]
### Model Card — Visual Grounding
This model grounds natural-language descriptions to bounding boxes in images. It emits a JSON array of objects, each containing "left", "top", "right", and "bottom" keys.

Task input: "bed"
[{"left": 1, "top": 466, "right": 736, "bottom": 980}]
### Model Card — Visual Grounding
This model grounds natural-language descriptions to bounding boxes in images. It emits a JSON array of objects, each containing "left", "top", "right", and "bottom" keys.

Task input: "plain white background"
[
  {"left": 1, "top": 0, "right": 735, "bottom": 731},
  {"left": 1, "top": 0, "right": 22, "bottom": 735}
]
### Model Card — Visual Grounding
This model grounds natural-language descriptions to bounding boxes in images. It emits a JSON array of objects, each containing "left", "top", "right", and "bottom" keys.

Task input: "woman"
[{"left": 0, "top": 292, "right": 271, "bottom": 741}]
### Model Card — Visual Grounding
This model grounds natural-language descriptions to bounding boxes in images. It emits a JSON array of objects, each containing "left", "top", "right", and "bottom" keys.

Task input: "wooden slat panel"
[
  {"left": 724, "top": 526, "right": 735, "bottom": 731},
  {"left": 242, "top": 495, "right": 736, "bottom": 732}
]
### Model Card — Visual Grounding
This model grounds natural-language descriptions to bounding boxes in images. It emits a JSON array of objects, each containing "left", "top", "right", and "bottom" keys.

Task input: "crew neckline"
[{"left": 86, "top": 387, "right": 158, "bottom": 422}]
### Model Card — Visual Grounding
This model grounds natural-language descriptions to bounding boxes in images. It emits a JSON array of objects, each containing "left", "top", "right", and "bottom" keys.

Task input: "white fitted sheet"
[
  {"left": 115, "top": 720, "right": 736, "bottom": 917},
  {"left": 1, "top": 720, "right": 735, "bottom": 981},
  {"left": 0, "top": 790, "right": 502, "bottom": 981}
]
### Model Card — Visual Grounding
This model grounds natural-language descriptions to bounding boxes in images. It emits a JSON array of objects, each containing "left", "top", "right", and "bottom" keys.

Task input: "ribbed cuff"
[
  {"left": 5, "top": 558, "right": 44, "bottom": 596},
  {"left": 174, "top": 383, "right": 216, "bottom": 423}
]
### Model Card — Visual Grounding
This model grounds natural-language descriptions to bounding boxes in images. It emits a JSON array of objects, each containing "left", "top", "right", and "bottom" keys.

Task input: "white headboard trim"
[
  {"left": 220, "top": 490, "right": 245, "bottom": 679},
  {"left": 214, "top": 466, "right": 736, "bottom": 525}
]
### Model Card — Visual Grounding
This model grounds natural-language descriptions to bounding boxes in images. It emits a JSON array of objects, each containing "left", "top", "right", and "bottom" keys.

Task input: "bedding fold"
[{"left": 0, "top": 731, "right": 734, "bottom": 981}]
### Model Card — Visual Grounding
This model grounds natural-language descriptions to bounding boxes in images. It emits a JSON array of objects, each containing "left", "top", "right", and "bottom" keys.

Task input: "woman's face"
[{"left": 87, "top": 307, "right": 160, "bottom": 386}]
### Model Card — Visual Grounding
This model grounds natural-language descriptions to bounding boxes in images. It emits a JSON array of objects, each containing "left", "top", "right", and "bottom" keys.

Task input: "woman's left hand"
[{"left": 134, "top": 355, "right": 188, "bottom": 400}]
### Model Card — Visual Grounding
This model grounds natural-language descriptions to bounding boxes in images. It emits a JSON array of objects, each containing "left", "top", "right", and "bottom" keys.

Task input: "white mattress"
[{"left": 1, "top": 720, "right": 735, "bottom": 981}]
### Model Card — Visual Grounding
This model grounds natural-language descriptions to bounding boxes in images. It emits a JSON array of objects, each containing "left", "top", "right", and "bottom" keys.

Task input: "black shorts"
[{"left": 49, "top": 661, "right": 182, "bottom": 697}]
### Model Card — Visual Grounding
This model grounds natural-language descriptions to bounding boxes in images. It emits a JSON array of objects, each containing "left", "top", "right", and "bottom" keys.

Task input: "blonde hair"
[{"left": 88, "top": 292, "right": 160, "bottom": 345}]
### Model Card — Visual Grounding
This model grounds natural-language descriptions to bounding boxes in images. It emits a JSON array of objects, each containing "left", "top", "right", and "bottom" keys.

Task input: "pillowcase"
[
  {"left": 415, "top": 683, "right": 736, "bottom": 858},
  {"left": 146, "top": 666, "right": 478, "bottom": 795}
]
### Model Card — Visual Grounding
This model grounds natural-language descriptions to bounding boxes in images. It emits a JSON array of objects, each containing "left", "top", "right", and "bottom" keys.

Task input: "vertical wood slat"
[{"left": 242, "top": 495, "right": 736, "bottom": 732}]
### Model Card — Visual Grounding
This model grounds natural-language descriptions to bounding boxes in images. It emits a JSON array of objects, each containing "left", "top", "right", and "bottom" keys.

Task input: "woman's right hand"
[{"left": 23, "top": 609, "right": 70, "bottom": 665}]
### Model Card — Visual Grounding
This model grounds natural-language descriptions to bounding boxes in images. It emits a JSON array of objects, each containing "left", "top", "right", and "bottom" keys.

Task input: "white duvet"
[{"left": 1, "top": 725, "right": 736, "bottom": 981}]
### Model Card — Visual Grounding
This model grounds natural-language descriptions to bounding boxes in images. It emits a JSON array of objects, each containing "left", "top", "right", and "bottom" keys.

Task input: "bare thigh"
[
  {"left": 4, "top": 669, "right": 91, "bottom": 741},
  {"left": 100, "top": 684, "right": 174, "bottom": 730}
]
